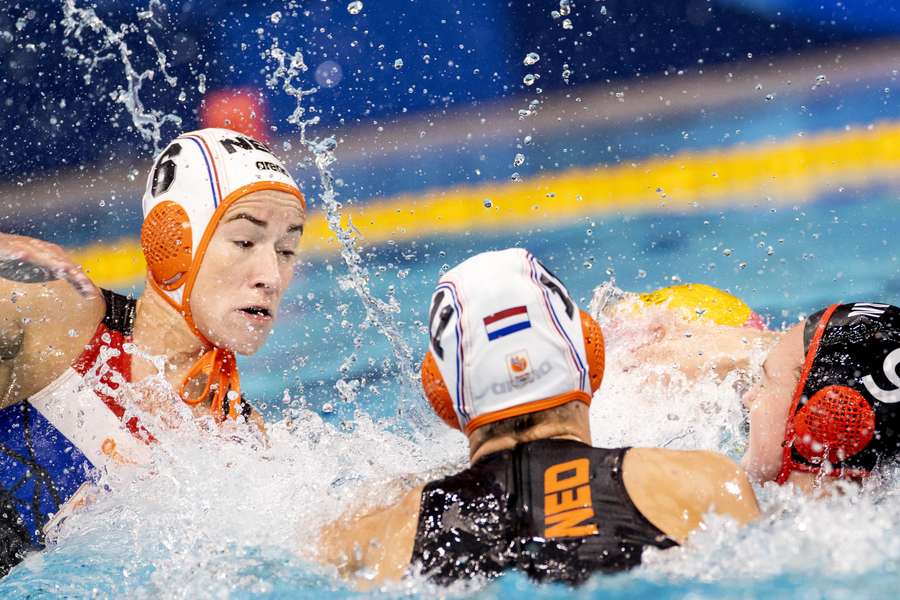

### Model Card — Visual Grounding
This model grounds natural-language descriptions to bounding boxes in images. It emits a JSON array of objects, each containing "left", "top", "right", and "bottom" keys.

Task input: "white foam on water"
[
  {"left": 641, "top": 472, "right": 900, "bottom": 584},
  {"left": 16, "top": 383, "right": 468, "bottom": 597},
  {"left": 587, "top": 281, "right": 772, "bottom": 455}
]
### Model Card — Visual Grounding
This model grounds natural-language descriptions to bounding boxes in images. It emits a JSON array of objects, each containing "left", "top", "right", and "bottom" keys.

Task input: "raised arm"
[
  {"left": 741, "top": 322, "right": 805, "bottom": 482},
  {"left": 0, "top": 233, "right": 104, "bottom": 407},
  {"left": 316, "top": 484, "right": 424, "bottom": 589}
]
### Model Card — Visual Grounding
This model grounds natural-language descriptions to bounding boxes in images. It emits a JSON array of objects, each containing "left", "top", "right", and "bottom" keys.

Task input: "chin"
[
  {"left": 230, "top": 333, "right": 269, "bottom": 355},
  {"left": 205, "top": 327, "right": 270, "bottom": 355}
]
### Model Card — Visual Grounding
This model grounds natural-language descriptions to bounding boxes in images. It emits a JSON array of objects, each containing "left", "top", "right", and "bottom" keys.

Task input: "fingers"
[
  {"left": 59, "top": 265, "right": 99, "bottom": 299},
  {"left": 0, "top": 235, "right": 98, "bottom": 299}
]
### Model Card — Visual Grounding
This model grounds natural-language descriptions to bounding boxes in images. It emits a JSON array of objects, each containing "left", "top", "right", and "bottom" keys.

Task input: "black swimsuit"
[{"left": 411, "top": 439, "right": 676, "bottom": 585}]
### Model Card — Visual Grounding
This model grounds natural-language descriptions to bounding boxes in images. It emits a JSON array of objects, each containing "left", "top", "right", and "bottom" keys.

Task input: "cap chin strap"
[{"left": 179, "top": 346, "right": 242, "bottom": 421}]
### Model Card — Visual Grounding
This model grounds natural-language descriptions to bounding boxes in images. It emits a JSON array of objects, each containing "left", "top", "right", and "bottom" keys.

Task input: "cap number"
[
  {"left": 428, "top": 290, "right": 454, "bottom": 360},
  {"left": 151, "top": 143, "right": 181, "bottom": 197}
]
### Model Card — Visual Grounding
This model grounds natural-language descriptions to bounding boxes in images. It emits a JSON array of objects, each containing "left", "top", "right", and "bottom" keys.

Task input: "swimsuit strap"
[{"left": 100, "top": 289, "right": 137, "bottom": 336}]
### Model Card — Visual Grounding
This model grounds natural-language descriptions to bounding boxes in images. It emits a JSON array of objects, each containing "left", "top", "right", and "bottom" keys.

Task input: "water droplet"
[
  {"left": 637, "top": 269, "right": 647, "bottom": 279},
  {"left": 722, "top": 248, "right": 733, "bottom": 256},
  {"left": 269, "top": 11, "right": 282, "bottom": 23},
  {"left": 347, "top": 1, "right": 363, "bottom": 15},
  {"left": 738, "top": 261, "right": 748, "bottom": 270},
  {"left": 518, "top": 109, "right": 532, "bottom": 119},
  {"left": 67, "top": 328, "right": 77, "bottom": 337},
  {"left": 562, "top": 18, "right": 573, "bottom": 29},
  {"left": 523, "top": 135, "right": 533, "bottom": 145},
  {"left": 559, "top": 0, "right": 572, "bottom": 16},
  {"left": 321, "top": 402, "right": 335, "bottom": 414},
  {"left": 815, "top": 74, "right": 827, "bottom": 83},
  {"left": 523, "top": 52, "right": 540, "bottom": 66},
  {"left": 510, "top": 172, "right": 522, "bottom": 182},
  {"left": 393, "top": 58, "right": 403, "bottom": 69},
  {"left": 513, "top": 153, "right": 525, "bottom": 167},
  {"left": 523, "top": 73, "right": 537, "bottom": 86},
  {"left": 764, "top": 93, "right": 775, "bottom": 101},
  {"left": 483, "top": 199, "right": 493, "bottom": 208},
  {"left": 600, "top": 5, "right": 607, "bottom": 15}
]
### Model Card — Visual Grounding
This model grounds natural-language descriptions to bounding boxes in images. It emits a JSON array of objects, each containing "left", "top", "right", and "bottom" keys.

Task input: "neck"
[
  {"left": 132, "top": 284, "right": 209, "bottom": 388},
  {"left": 469, "top": 421, "right": 591, "bottom": 464}
]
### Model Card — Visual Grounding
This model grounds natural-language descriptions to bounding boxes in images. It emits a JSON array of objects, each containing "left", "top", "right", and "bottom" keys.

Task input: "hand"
[{"left": 0, "top": 233, "right": 98, "bottom": 299}]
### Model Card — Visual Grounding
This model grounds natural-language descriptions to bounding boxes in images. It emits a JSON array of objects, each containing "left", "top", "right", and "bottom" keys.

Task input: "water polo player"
[
  {"left": 0, "top": 128, "right": 305, "bottom": 574},
  {"left": 742, "top": 302, "right": 900, "bottom": 489},
  {"left": 318, "top": 248, "right": 759, "bottom": 587},
  {"left": 592, "top": 282, "right": 780, "bottom": 383}
]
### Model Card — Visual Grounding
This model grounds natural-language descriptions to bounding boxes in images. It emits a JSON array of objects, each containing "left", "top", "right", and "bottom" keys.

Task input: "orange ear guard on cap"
[
  {"left": 420, "top": 310, "right": 606, "bottom": 431},
  {"left": 141, "top": 201, "right": 193, "bottom": 291},
  {"left": 580, "top": 309, "right": 605, "bottom": 394},
  {"left": 421, "top": 351, "right": 460, "bottom": 430},
  {"left": 792, "top": 385, "right": 875, "bottom": 465}
]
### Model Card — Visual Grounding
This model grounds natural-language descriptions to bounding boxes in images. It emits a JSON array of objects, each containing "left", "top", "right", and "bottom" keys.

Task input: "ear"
[
  {"left": 142, "top": 201, "right": 192, "bottom": 290},
  {"left": 421, "top": 351, "right": 461, "bottom": 430},
  {"left": 793, "top": 385, "right": 874, "bottom": 464},
  {"left": 580, "top": 310, "right": 605, "bottom": 395}
]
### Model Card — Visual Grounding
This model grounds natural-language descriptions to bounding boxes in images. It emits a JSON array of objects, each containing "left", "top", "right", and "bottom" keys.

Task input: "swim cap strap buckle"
[{"left": 179, "top": 348, "right": 242, "bottom": 421}]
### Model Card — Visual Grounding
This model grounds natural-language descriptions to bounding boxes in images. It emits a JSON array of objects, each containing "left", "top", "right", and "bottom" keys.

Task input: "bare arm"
[
  {"left": 741, "top": 322, "right": 805, "bottom": 482},
  {"left": 317, "top": 484, "right": 423, "bottom": 589},
  {"left": 624, "top": 448, "right": 760, "bottom": 544},
  {"left": 0, "top": 233, "right": 104, "bottom": 406}
]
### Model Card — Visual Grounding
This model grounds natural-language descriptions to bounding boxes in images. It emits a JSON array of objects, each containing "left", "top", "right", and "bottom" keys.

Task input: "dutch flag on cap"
[{"left": 483, "top": 306, "right": 531, "bottom": 341}]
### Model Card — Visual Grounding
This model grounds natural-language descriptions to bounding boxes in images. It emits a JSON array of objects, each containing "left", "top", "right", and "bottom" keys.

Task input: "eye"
[
  {"left": 234, "top": 240, "right": 254, "bottom": 249},
  {"left": 278, "top": 249, "right": 296, "bottom": 259}
]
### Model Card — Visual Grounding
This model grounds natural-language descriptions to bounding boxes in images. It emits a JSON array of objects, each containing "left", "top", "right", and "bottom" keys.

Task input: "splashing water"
[
  {"left": 26, "top": 4, "right": 900, "bottom": 599},
  {"left": 61, "top": 0, "right": 181, "bottom": 152},
  {"left": 264, "top": 41, "right": 429, "bottom": 432}
]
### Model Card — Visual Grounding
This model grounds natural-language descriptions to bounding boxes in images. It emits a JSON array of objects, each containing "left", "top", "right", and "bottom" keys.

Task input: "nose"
[{"left": 249, "top": 246, "right": 282, "bottom": 294}]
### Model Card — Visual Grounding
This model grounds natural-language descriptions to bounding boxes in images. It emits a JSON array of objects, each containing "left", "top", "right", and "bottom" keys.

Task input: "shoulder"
[
  {"left": 3, "top": 281, "right": 105, "bottom": 402},
  {"left": 623, "top": 448, "right": 758, "bottom": 544},
  {"left": 627, "top": 448, "right": 752, "bottom": 496}
]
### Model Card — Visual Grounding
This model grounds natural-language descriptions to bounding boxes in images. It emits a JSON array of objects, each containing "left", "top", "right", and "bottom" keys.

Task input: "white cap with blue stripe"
[
  {"left": 421, "top": 248, "right": 605, "bottom": 434},
  {"left": 140, "top": 127, "right": 304, "bottom": 339}
]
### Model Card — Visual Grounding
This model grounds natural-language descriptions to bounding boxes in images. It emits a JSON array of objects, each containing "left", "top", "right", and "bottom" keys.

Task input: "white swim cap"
[
  {"left": 140, "top": 128, "right": 304, "bottom": 420},
  {"left": 421, "top": 248, "right": 605, "bottom": 434},
  {"left": 140, "top": 127, "right": 305, "bottom": 340}
]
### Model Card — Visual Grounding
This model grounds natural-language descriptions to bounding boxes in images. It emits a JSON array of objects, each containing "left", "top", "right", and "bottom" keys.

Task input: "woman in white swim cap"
[
  {"left": 0, "top": 128, "right": 305, "bottom": 574},
  {"left": 139, "top": 127, "right": 306, "bottom": 417}
]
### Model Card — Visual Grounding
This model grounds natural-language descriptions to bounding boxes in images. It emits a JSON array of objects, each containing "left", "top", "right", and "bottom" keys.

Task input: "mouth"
[{"left": 238, "top": 306, "right": 274, "bottom": 322}]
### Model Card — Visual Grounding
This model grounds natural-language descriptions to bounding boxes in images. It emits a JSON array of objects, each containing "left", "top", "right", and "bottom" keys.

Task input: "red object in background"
[{"left": 200, "top": 88, "right": 268, "bottom": 141}]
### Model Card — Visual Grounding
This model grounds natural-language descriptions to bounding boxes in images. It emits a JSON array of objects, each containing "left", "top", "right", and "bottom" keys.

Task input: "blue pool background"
[{"left": 4, "top": 1, "right": 900, "bottom": 597}]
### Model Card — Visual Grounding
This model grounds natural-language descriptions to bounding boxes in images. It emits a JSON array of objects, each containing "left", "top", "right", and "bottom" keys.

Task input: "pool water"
[{"left": 3, "top": 182, "right": 899, "bottom": 598}]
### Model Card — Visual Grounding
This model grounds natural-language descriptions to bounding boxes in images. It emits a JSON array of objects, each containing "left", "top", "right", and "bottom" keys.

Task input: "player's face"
[{"left": 190, "top": 190, "right": 305, "bottom": 354}]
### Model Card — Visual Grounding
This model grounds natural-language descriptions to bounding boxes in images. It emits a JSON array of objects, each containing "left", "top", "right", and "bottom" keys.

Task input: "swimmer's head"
[
  {"left": 141, "top": 127, "right": 306, "bottom": 354},
  {"left": 420, "top": 248, "right": 605, "bottom": 435},
  {"left": 594, "top": 282, "right": 765, "bottom": 330}
]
